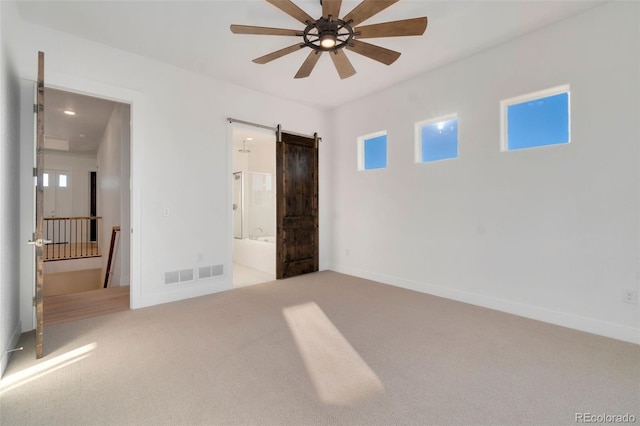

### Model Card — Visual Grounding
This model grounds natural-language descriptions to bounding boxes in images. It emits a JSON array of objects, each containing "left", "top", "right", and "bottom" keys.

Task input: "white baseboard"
[
  {"left": 138, "top": 278, "right": 231, "bottom": 309},
  {"left": 332, "top": 265, "right": 640, "bottom": 345},
  {"left": 1, "top": 320, "right": 23, "bottom": 378}
]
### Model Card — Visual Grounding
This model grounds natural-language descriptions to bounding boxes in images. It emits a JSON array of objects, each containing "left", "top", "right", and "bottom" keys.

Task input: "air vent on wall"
[
  {"left": 165, "top": 265, "right": 223, "bottom": 284},
  {"left": 179, "top": 269, "right": 194, "bottom": 282},
  {"left": 164, "top": 269, "right": 195, "bottom": 285},
  {"left": 198, "top": 264, "right": 224, "bottom": 279},
  {"left": 164, "top": 271, "right": 179, "bottom": 285}
]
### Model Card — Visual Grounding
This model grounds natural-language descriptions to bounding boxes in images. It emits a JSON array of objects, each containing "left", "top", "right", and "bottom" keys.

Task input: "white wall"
[
  {"left": 0, "top": 0, "right": 23, "bottom": 376},
  {"left": 247, "top": 140, "right": 275, "bottom": 176},
  {"left": 329, "top": 2, "right": 640, "bottom": 343},
  {"left": 97, "top": 103, "right": 130, "bottom": 287},
  {"left": 14, "top": 14, "right": 330, "bottom": 316}
]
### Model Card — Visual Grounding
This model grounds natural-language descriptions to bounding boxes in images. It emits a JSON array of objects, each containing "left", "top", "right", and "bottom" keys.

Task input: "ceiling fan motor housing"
[{"left": 303, "top": 17, "right": 355, "bottom": 52}]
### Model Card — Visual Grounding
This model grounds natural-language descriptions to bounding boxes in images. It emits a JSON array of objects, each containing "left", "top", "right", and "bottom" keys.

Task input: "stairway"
[
  {"left": 44, "top": 269, "right": 102, "bottom": 297},
  {"left": 44, "top": 286, "right": 130, "bottom": 326}
]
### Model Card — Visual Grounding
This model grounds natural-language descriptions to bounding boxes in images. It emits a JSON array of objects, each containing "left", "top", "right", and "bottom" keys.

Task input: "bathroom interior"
[{"left": 232, "top": 125, "right": 277, "bottom": 287}]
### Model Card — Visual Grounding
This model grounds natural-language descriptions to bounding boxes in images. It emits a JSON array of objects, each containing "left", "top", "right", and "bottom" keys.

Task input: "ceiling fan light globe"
[{"left": 320, "top": 34, "right": 337, "bottom": 49}]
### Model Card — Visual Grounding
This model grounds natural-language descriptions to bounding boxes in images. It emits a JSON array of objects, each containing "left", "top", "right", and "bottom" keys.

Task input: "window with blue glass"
[
  {"left": 502, "top": 85, "right": 570, "bottom": 151},
  {"left": 416, "top": 114, "right": 458, "bottom": 163},
  {"left": 358, "top": 132, "right": 387, "bottom": 170}
]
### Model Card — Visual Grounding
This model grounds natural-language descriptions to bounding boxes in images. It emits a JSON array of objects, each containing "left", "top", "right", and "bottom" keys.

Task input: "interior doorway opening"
[
  {"left": 41, "top": 87, "right": 131, "bottom": 320},
  {"left": 230, "top": 124, "right": 277, "bottom": 287}
]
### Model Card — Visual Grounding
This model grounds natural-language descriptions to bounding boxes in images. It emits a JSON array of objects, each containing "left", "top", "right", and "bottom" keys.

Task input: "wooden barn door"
[{"left": 276, "top": 128, "right": 319, "bottom": 279}]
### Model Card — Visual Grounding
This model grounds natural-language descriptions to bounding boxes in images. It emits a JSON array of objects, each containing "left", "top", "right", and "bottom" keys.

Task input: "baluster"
[
  {"left": 81, "top": 219, "right": 84, "bottom": 257},
  {"left": 72, "top": 218, "right": 75, "bottom": 258},
  {"left": 96, "top": 217, "right": 99, "bottom": 256},
  {"left": 44, "top": 220, "right": 48, "bottom": 260}
]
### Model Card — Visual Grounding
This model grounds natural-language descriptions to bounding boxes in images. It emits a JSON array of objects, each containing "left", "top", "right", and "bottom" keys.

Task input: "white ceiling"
[
  {"left": 18, "top": 0, "right": 606, "bottom": 111},
  {"left": 44, "top": 88, "right": 119, "bottom": 155}
]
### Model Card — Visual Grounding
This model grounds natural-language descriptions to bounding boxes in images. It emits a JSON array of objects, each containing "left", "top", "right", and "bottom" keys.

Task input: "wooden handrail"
[{"left": 103, "top": 226, "right": 121, "bottom": 289}]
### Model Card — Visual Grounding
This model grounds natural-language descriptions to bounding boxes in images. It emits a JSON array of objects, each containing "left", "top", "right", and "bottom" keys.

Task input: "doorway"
[
  {"left": 230, "top": 124, "right": 277, "bottom": 287},
  {"left": 41, "top": 87, "right": 131, "bottom": 318}
]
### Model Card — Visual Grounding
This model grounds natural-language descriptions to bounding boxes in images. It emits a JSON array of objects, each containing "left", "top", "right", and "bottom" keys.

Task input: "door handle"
[{"left": 28, "top": 238, "right": 52, "bottom": 248}]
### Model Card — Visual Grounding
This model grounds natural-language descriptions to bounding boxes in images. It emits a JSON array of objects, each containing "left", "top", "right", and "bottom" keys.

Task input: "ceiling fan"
[{"left": 230, "top": 0, "right": 428, "bottom": 79}]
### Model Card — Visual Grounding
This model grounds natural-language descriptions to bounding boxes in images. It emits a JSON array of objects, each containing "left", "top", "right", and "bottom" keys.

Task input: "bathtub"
[
  {"left": 233, "top": 237, "right": 275, "bottom": 275},
  {"left": 255, "top": 236, "right": 276, "bottom": 244}
]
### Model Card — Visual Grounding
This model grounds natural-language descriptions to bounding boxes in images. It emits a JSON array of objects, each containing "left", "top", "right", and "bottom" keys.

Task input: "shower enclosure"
[
  {"left": 232, "top": 171, "right": 276, "bottom": 276},
  {"left": 233, "top": 171, "right": 275, "bottom": 240}
]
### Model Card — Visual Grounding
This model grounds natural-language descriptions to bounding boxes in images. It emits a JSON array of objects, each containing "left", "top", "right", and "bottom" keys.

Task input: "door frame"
[
  {"left": 226, "top": 118, "right": 320, "bottom": 284},
  {"left": 227, "top": 121, "right": 278, "bottom": 286},
  {"left": 19, "top": 71, "right": 142, "bottom": 331}
]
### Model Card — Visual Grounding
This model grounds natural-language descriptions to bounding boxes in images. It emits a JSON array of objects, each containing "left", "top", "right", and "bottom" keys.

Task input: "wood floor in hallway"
[{"left": 44, "top": 286, "right": 130, "bottom": 326}]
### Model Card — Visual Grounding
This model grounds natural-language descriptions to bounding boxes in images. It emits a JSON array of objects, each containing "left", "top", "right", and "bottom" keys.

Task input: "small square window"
[
  {"left": 42, "top": 173, "right": 49, "bottom": 187},
  {"left": 501, "top": 85, "right": 570, "bottom": 151},
  {"left": 358, "top": 131, "right": 387, "bottom": 170},
  {"left": 58, "top": 174, "right": 68, "bottom": 188},
  {"left": 416, "top": 114, "right": 458, "bottom": 163}
]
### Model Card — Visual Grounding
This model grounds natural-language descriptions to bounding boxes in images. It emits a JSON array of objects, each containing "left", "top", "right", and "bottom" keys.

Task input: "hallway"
[{"left": 44, "top": 286, "right": 129, "bottom": 326}]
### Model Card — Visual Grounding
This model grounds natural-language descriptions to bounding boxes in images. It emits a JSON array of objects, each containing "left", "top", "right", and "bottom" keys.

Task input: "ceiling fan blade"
[
  {"left": 346, "top": 39, "right": 400, "bottom": 65},
  {"left": 266, "top": 0, "right": 315, "bottom": 25},
  {"left": 322, "top": 0, "right": 342, "bottom": 19},
  {"left": 295, "top": 51, "right": 323, "bottom": 79},
  {"left": 329, "top": 49, "right": 356, "bottom": 79},
  {"left": 253, "top": 44, "right": 305, "bottom": 64},
  {"left": 355, "top": 17, "right": 428, "bottom": 38},
  {"left": 343, "top": 0, "right": 399, "bottom": 27},
  {"left": 230, "top": 24, "right": 301, "bottom": 37}
]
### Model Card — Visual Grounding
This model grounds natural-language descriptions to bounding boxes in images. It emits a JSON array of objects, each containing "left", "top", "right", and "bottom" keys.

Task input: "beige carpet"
[{"left": 1, "top": 271, "right": 638, "bottom": 425}]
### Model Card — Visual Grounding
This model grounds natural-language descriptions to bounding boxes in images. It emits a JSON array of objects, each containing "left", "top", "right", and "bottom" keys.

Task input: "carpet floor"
[{"left": 1, "top": 271, "right": 638, "bottom": 425}]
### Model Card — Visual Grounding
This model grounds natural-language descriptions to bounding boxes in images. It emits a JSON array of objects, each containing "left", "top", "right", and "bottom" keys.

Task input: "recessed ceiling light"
[
  {"left": 246, "top": 137, "right": 253, "bottom": 141},
  {"left": 63, "top": 110, "right": 76, "bottom": 116},
  {"left": 79, "top": 134, "right": 86, "bottom": 138}
]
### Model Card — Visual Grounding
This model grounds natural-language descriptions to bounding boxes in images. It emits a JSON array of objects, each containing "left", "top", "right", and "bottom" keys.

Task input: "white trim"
[
  {"left": 332, "top": 265, "right": 640, "bottom": 345},
  {"left": 414, "top": 113, "right": 459, "bottom": 163},
  {"left": 357, "top": 130, "right": 387, "bottom": 171},
  {"left": 500, "top": 84, "right": 571, "bottom": 152},
  {"left": 20, "top": 69, "right": 142, "bottom": 310}
]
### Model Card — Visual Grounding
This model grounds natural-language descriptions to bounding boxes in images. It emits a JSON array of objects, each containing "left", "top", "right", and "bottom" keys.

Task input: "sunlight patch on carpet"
[
  {"left": 283, "top": 302, "right": 384, "bottom": 406},
  {"left": 0, "top": 342, "right": 97, "bottom": 393}
]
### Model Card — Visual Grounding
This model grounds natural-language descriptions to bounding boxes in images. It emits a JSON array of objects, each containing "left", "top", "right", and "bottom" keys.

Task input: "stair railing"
[
  {"left": 103, "top": 226, "right": 121, "bottom": 288},
  {"left": 43, "top": 216, "right": 102, "bottom": 261}
]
